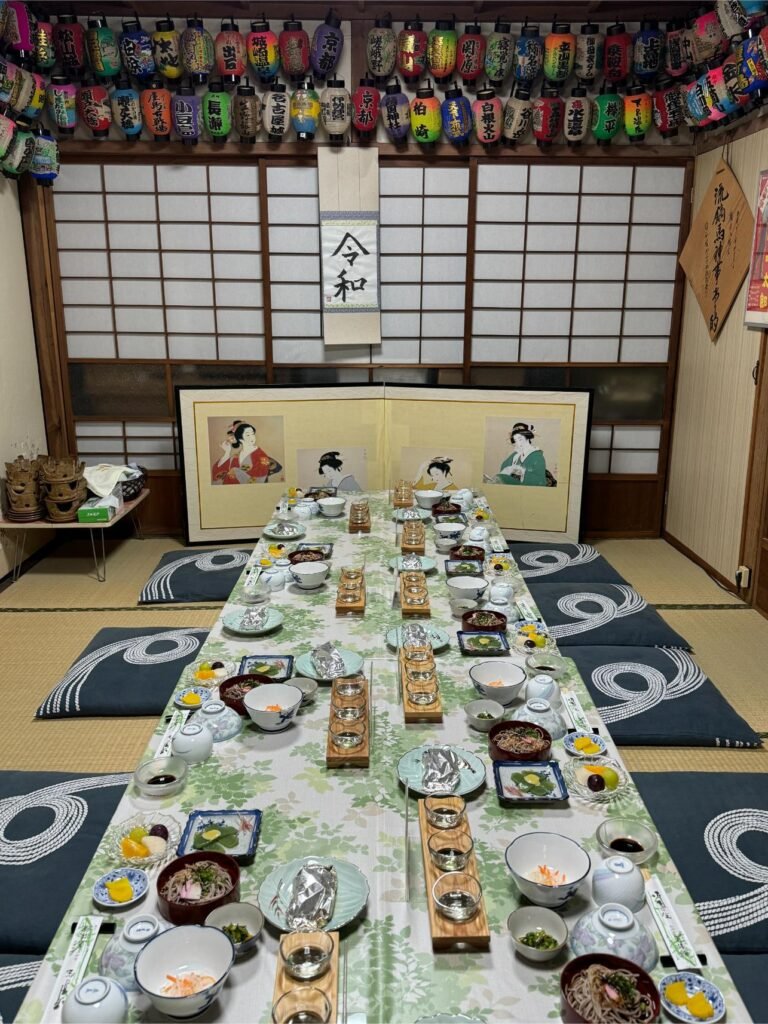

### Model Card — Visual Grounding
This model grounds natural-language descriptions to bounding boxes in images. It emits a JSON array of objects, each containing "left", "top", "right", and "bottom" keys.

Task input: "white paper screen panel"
[{"left": 74, "top": 421, "right": 178, "bottom": 470}]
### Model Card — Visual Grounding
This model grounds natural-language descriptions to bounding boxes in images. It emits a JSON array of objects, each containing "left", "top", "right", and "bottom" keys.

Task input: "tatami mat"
[
  {"left": 623, "top": 745, "right": 768, "bottom": 773},
  {"left": 595, "top": 538, "right": 745, "bottom": 607},
  {"left": 0, "top": 608, "right": 218, "bottom": 773}
]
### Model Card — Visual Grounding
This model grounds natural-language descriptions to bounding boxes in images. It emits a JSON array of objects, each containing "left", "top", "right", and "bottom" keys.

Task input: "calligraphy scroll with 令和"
[{"left": 679, "top": 159, "right": 753, "bottom": 342}]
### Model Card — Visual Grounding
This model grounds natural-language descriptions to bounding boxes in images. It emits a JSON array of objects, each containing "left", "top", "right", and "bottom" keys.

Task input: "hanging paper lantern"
[
  {"left": 532, "top": 82, "right": 563, "bottom": 147},
  {"left": 247, "top": 18, "right": 280, "bottom": 85},
  {"left": 5, "top": 61, "right": 30, "bottom": 114},
  {"left": 34, "top": 19, "right": 55, "bottom": 70},
  {"left": 21, "top": 69, "right": 45, "bottom": 120},
  {"left": 119, "top": 16, "right": 155, "bottom": 81},
  {"left": 0, "top": 112, "right": 16, "bottom": 159},
  {"left": 291, "top": 78, "right": 320, "bottom": 140},
  {"left": 653, "top": 76, "right": 686, "bottom": 136},
  {"left": 742, "top": 22, "right": 768, "bottom": 103},
  {"left": 485, "top": 17, "right": 515, "bottom": 87},
  {"left": 380, "top": 77, "right": 410, "bottom": 144},
  {"left": 310, "top": 9, "right": 343, "bottom": 81},
  {"left": 264, "top": 81, "right": 288, "bottom": 140},
  {"left": 705, "top": 54, "right": 740, "bottom": 120},
  {"left": 53, "top": 14, "right": 85, "bottom": 79},
  {"left": 502, "top": 81, "right": 533, "bottom": 145},
  {"left": 633, "top": 19, "right": 664, "bottom": 81},
  {"left": 77, "top": 79, "right": 112, "bottom": 139},
  {"left": 46, "top": 75, "right": 77, "bottom": 135},
  {"left": 280, "top": 19, "right": 310, "bottom": 82},
  {"left": 203, "top": 78, "right": 231, "bottom": 143},
  {"left": 513, "top": 21, "right": 543, "bottom": 83},
  {"left": 591, "top": 81, "right": 622, "bottom": 144},
  {"left": 172, "top": 81, "right": 202, "bottom": 144},
  {"left": 717, "top": 0, "right": 750, "bottom": 37},
  {"left": 410, "top": 79, "right": 441, "bottom": 146},
  {"left": 441, "top": 82, "right": 472, "bottom": 145},
  {"left": 351, "top": 76, "right": 379, "bottom": 140},
  {"left": 745, "top": 1, "right": 768, "bottom": 23},
  {"left": 181, "top": 17, "right": 214, "bottom": 85},
  {"left": 472, "top": 84, "right": 503, "bottom": 148},
  {"left": 1, "top": 120, "right": 34, "bottom": 177},
  {"left": 233, "top": 79, "right": 261, "bottom": 142},
  {"left": 0, "top": 56, "right": 15, "bottom": 105},
  {"left": 604, "top": 21, "right": 633, "bottom": 83},
  {"left": 366, "top": 14, "right": 396, "bottom": 84},
  {"left": 543, "top": 19, "right": 575, "bottom": 85},
  {"left": 574, "top": 22, "right": 603, "bottom": 84},
  {"left": 320, "top": 76, "right": 350, "bottom": 145},
  {"left": 428, "top": 17, "right": 457, "bottom": 85},
  {"left": 140, "top": 76, "right": 172, "bottom": 141},
  {"left": 215, "top": 19, "right": 246, "bottom": 86},
  {"left": 29, "top": 125, "right": 59, "bottom": 186},
  {"left": 5, "top": 2, "right": 34, "bottom": 56},
  {"left": 624, "top": 84, "right": 652, "bottom": 142},
  {"left": 665, "top": 19, "right": 690, "bottom": 77},
  {"left": 397, "top": 17, "right": 427, "bottom": 85},
  {"left": 86, "top": 14, "right": 121, "bottom": 81},
  {"left": 688, "top": 7, "right": 727, "bottom": 66},
  {"left": 684, "top": 71, "right": 712, "bottom": 126},
  {"left": 720, "top": 49, "right": 752, "bottom": 111},
  {"left": 152, "top": 18, "right": 182, "bottom": 80},
  {"left": 564, "top": 85, "right": 590, "bottom": 145},
  {"left": 457, "top": 22, "right": 485, "bottom": 84},
  {"left": 111, "top": 76, "right": 142, "bottom": 140}
]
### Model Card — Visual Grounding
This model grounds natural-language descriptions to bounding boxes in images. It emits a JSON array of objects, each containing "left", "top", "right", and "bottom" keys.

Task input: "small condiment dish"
[
  {"left": 133, "top": 756, "right": 187, "bottom": 799},
  {"left": 205, "top": 901, "right": 264, "bottom": 958},
  {"left": 508, "top": 906, "right": 568, "bottom": 963},
  {"left": 291, "top": 676, "right": 319, "bottom": 704},
  {"left": 464, "top": 698, "right": 505, "bottom": 732}
]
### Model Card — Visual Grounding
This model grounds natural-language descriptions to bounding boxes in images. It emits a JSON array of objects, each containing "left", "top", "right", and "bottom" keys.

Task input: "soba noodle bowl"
[
  {"left": 565, "top": 964, "right": 655, "bottom": 1023},
  {"left": 160, "top": 860, "right": 234, "bottom": 905}
]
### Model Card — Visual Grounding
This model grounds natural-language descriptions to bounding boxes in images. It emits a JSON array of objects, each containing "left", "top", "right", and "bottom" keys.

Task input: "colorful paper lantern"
[
  {"left": 291, "top": 78, "right": 320, "bottom": 140},
  {"left": 21, "top": 69, "right": 45, "bottom": 120},
  {"left": 111, "top": 76, "right": 142, "bottom": 140},
  {"left": 119, "top": 16, "right": 155, "bottom": 81},
  {"left": 624, "top": 84, "right": 652, "bottom": 142},
  {"left": 0, "top": 112, "right": 15, "bottom": 159},
  {"left": 264, "top": 81, "right": 288, "bottom": 140},
  {"left": 742, "top": 23, "right": 768, "bottom": 103},
  {"left": 247, "top": 18, "right": 280, "bottom": 85},
  {"left": 215, "top": 19, "right": 246, "bottom": 86},
  {"left": 366, "top": 14, "right": 396, "bottom": 84},
  {"left": 86, "top": 14, "right": 121, "bottom": 81},
  {"left": 705, "top": 54, "right": 740, "bottom": 119},
  {"left": 4, "top": 60, "right": 29, "bottom": 114},
  {"left": 310, "top": 9, "right": 343, "bottom": 81},
  {"left": 543, "top": 20, "right": 575, "bottom": 85},
  {"left": 591, "top": 81, "right": 622, "bottom": 144},
  {"left": 320, "top": 77, "right": 351, "bottom": 145},
  {"left": 502, "top": 81, "right": 532, "bottom": 145},
  {"left": 380, "top": 77, "right": 410, "bottom": 143},
  {"left": 397, "top": 17, "right": 427, "bottom": 85},
  {"left": 203, "top": 77, "right": 231, "bottom": 143},
  {"left": 140, "top": 76, "right": 172, "bottom": 141},
  {"left": 5, "top": 2, "right": 34, "bottom": 56},
  {"left": 688, "top": 7, "right": 727, "bottom": 66},
  {"left": 152, "top": 18, "right": 182, "bottom": 81},
  {"left": 77, "top": 79, "right": 112, "bottom": 139},
  {"left": 532, "top": 82, "right": 563, "bottom": 147},
  {"left": 34, "top": 19, "right": 55, "bottom": 70},
  {"left": 181, "top": 17, "right": 214, "bottom": 85},
  {"left": 664, "top": 19, "right": 690, "bottom": 77},
  {"left": 513, "top": 22, "right": 542, "bottom": 83},
  {"left": 721, "top": 49, "right": 753, "bottom": 110},
  {"left": 428, "top": 18, "right": 457, "bottom": 85},
  {"left": 472, "top": 84, "right": 503, "bottom": 148},
  {"left": 29, "top": 125, "right": 59, "bottom": 186},
  {"left": 653, "top": 76, "right": 686, "bottom": 136},
  {"left": 46, "top": 75, "right": 77, "bottom": 135},
  {"left": 574, "top": 22, "right": 603, "bottom": 84},
  {"left": 279, "top": 19, "right": 310, "bottom": 82},
  {"left": 351, "top": 76, "right": 379, "bottom": 140},
  {"left": 457, "top": 22, "right": 485, "bottom": 84},
  {"left": 441, "top": 82, "right": 472, "bottom": 145},
  {"left": 172, "top": 80, "right": 202, "bottom": 144},
  {"left": 485, "top": 17, "right": 515, "bottom": 87},
  {"left": 0, "top": 56, "right": 15, "bottom": 105},
  {"left": 604, "top": 21, "right": 633, "bottom": 83},
  {"left": 233, "top": 79, "right": 261, "bottom": 142},
  {"left": 410, "top": 79, "right": 441, "bottom": 146},
  {"left": 717, "top": 0, "right": 750, "bottom": 37},
  {"left": 564, "top": 85, "right": 590, "bottom": 145},
  {"left": 1, "top": 119, "right": 34, "bottom": 177},
  {"left": 633, "top": 19, "right": 664, "bottom": 81},
  {"left": 53, "top": 14, "right": 85, "bottom": 79},
  {"left": 684, "top": 72, "right": 712, "bottom": 125}
]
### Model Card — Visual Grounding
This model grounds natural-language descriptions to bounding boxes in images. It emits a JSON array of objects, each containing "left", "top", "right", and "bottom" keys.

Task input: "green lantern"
[
  {"left": 203, "top": 77, "right": 232, "bottom": 144},
  {"left": 624, "top": 83, "right": 652, "bottom": 143},
  {"left": 590, "top": 81, "right": 622, "bottom": 145},
  {"left": 410, "top": 79, "right": 441, "bottom": 147}
]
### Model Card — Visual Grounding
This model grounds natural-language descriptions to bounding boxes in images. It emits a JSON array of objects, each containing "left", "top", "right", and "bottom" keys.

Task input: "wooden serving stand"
[
  {"left": 417, "top": 799, "right": 491, "bottom": 951},
  {"left": 335, "top": 571, "right": 366, "bottom": 615},
  {"left": 398, "top": 649, "right": 442, "bottom": 723},
  {"left": 394, "top": 488, "right": 414, "bottom": 509},
  {"left": 400, "top": 521, "right": 426, "bottom": 555},
  {"left": 399, "top": 570, "right": 430, "bottom": 617},
  {"left": 272, "top": 930, "right": 340, "bottom": 1022},
  {"left": 348, "top": 508, "right": 371, "bottom": 533},
  {"left": 325, "top": 676, "right": 370, "bottom": 768}
]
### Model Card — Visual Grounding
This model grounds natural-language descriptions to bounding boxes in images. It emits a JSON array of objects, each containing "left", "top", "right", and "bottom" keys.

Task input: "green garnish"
[
  {"left": 476, "top": 711, "right": 495, "bottom": 720},
  {"left": 519, "top": 929, "right": 558, "bottom": 950},
  {"left": 605, "top": 972, "right": 638, "bottom": 1001},
  {"left": 222, "top": 923, "right": 252, "bottom": 944}
]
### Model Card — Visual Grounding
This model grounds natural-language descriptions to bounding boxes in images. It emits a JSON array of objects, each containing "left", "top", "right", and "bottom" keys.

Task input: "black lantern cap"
[
  {"left": 87, "top": 13, "right": 108, "bottom": 29},
  {"left": 519, "top": 22, "right": 539, "bottom": 37},
  {"left": 121, "top": 15, "right": 142, "bottom": 31},
  {"left": 326, "top": 77, "right": 346, "bottom": 88},
  {"left": 404, "top": 17, "right": 423, "bottom": 30},
  {"left": 375, "top": 13, "right": 393, "bottom": 28},
  {"left": 435, "top": 17, "right": 455, "bottom": 29},
  {"left": 359, "top": 75, "right": 375, "bottom": 87},
  {"left": 476, "top": 84, "right": 497, "bottom": 99},
  {"left": 444, "top": 81, "right": 464, "bottom": 99},
  {"left": 494, "top": 17, "right": 511, "bottom": 33},
  {"left": 385, "top": 77, "right": 404, "bottom": 94},
  {"left": 207, "top": 76, "right": 226, "bottom": 91},
  {"left": 57, "top": 13, "right": 78, "bottom": 22},
  {"left": 512, "top": 80, "right": 532, "bottom": 100},
  {"left": 541, "top": 81, "right": 560, "bottom": 97},
  {"left": 606, "top": 22, "right": 627, "bottom": 35},
  {"left": 580, "top": 22, "right": 600, "bottom": 33},
  {"left": 324, "top": 9, "right": 341, "bottom": 28},
  {"left": 570, "top": 84, "right": 587, "bottom": 96},
  {"left": 237, "top": 79, "right": 255, "bottom": 94},
  {"left": 155, "top": 17, "right": 175, "bottom": 31},
  {"left": 600, "top": 80, "right": 618, "bottom": 93},
  {"left": 250, "top": 17, "right": 270, "bottom": 31},
  {"left": 416, "top": 80, "right": 435, "bottom": 97},
  {"left": 640, "top": 18, "right": 660, "bottom": 30},
  {"left": 283, "top": 19, "right": 303, "bottom": 30},
  {"left": 186, "top": 16, "right": 204, "bottom": 27},
  {"left": 551, "top": 20, "right": 571, "bottom": 33},
  {"left": 463, "top": 22, "right": 481, "bottom": 34},
  {"left": 220, "top": 18, "right": 240, "bottom": 31}
]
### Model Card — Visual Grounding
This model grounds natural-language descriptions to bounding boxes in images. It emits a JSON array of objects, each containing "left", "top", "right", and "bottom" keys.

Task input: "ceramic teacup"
[{"left": 290, "top": 561, "right": 330, "bottom": 590}]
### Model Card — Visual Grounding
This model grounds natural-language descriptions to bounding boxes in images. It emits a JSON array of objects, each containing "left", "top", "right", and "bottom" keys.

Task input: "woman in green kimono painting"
[{"left": 494, "top": 422, "right": 550, "bottom": 486}]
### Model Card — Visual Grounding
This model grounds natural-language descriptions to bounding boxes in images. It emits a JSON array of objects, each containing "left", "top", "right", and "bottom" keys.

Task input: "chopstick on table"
[{"left": 404, "top": 779, "right": 410, "bottom": 902}]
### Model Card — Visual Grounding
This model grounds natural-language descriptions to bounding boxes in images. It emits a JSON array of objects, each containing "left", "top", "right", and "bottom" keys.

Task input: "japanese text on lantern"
[
  {"left": 745, "top": 169, "right": 768, "bottom": 328},
  {"left": 321, "top": 215, "right": 380, "bottom": 313}
]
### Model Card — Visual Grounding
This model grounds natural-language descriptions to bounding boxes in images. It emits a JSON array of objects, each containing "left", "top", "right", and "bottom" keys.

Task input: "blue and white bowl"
[
  {"left": 134, "top": 924, "right": 235, "bottom": 1019},
  {"left": 570, "top": 903, "right": 658, "bottom": 972},
  {"left": 244, "top": 683, "right": 303, "bottom": 732},
  {"left": 505, "top": 832, "right": 590, "bottom": 908},
  {"left": 659, "top": 972, "right": 726, "bottom": 1024},
  {"left": 93, "top": 868, "right": 149, "bottom": 910}
]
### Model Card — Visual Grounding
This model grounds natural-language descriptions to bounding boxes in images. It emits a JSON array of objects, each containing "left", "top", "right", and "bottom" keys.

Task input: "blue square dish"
[
  {"left": 177, "top": 809, "right": 263, "bottom": 865},
  {"left": 445, "top": 559, "right": 484, "bottom": 577},
  {"left": 493, "top": 760, "right": 569, "bottom": 803},
  {"left": 238, "top": 654, "right": 294, "bottom": 681},
  {"left": 457, "top": 631, "right": 510, "bottom": 656}
]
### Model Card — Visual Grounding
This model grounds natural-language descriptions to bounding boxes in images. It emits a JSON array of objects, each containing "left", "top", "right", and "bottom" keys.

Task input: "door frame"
[{"left": 740, "top": 329, "right": 768, "bottom": 610}]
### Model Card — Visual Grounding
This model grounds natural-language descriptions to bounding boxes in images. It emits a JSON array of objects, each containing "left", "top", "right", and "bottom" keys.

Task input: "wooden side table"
[{"left": 0, "top": 488, "right": 150, "bottom": 583}]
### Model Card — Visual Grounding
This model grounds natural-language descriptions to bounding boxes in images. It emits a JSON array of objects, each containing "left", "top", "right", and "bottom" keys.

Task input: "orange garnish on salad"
[{"left": 265, "top": 703, "right": 283, "bottom": 712}]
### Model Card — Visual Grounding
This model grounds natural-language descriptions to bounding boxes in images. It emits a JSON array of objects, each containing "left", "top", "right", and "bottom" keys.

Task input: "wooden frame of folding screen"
[{"left": 17, "top": 147, "right": 693, "bottom": 537}]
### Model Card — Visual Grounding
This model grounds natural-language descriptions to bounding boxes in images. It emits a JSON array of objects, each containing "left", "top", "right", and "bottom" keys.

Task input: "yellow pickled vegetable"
[
  {"left": 181, "top": 692, "right": 202, "bottom": 706},
  {"left": 687, "top": 992, "right": 715, "bottom": 1020},
  {"left": 664, "top": 981, "right": 689, "bottom": 1006},
  {"left": 105, "top": 878, "right": 134, "bottom": 903}
]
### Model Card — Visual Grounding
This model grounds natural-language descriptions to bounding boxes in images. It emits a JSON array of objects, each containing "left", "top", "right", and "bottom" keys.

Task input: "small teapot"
[{"left": 171, "top": 722, "right": 213, "bottom": 764}]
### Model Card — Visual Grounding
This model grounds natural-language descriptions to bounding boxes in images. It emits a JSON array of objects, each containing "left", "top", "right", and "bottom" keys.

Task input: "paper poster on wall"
[
  {"left": 208, "top": 416, "right": 285, "bottom": 485},
  {"left": 399, "top": 449, "right": 474, "bottom": 491},
  {"left": 296, "top": 447, "right": 368, "bottom": 492},
  {"left": 482, "top": 418, "right": 560, "bottom": 487},
  {"left": 745, "top": 168, "right": 768, "bottom": 328}
]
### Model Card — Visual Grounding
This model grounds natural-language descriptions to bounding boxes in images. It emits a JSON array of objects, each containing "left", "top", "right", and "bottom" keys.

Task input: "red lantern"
[
  {"left": 603, "top": 21, "right": 633, "bottom": 84},
  {"left": 77, "top": 78, "right": 112, "bottom": 139},
  {"left": 457, "top": 22, "right": 486, "bottom": 84},
  {"left": 215, "top": 19, "right": 246, "bottom": 86},
  {"left": 472, "top": 84, "right": 503, "bottom": 148},
  {"left": 397, "top": 17, "right": 428, "bottom": 85},
  {"left": 351, "top": 75, "right": 380, "bottom": 140},
  {"left": 664, "top": 18, "right": 690, "bottom": 77},
  {"left": 532, "top": 83, "right": 564, "bottom": 147},
  {"left": 53, "top": 13, "right": 85, "bottom": 78},
  {"left": 140, "top": 76, "right": 172, "bottom": 141},
  {"left": 653, "top": 76, "right": 686, "bottom": 137},
  {"left": 279, "top": 18, "right": 310, "bottom": 82}
]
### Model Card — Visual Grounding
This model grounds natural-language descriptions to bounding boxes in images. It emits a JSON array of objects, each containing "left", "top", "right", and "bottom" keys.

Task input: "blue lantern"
[
  {"left": 441, "top": 82, "right": 472, "bottom": 145},
  {"left": 111, "top": 76, "right": 142, "bottom": 140},
  {"left": 380, "top": 77, "right": 410, "bottom": 144},
  {"left": 119, "top": 16, "right": 155, "bottom": 80}
]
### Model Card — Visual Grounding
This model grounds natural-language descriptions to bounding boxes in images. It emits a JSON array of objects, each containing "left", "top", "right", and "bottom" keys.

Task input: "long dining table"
[{"left": 20, "top": 492, "right": 749, "bottom": 1023}]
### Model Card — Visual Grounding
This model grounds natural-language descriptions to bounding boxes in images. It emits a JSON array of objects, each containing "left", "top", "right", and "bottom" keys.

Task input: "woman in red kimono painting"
[{"left": 212, "top": 421, "right": 282, "bottom": 484}]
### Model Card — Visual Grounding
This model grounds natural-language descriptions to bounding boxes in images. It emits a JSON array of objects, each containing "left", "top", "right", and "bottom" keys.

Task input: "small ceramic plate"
[
  {"left": 173, "top": 686, "right": 213, "bottom": 711},
  {"left": 457, "top": 630, "right": 510, "bottom": 655},
  {"left": 493, "top": 761, "right": 569, "bottom": 804},
  {"left": 238, "top": 654, "right": 294, "bottom": 681},
  {"left": 93, "top": 867, "right": 149, "bottom": 910},
  {"left": 562, "top": 731, "right": 608, "bottom": 758},
  {"left": 434, "top": 512, "right": 468, "bottom": 525},
  {"left": 259, "top": 856, "right": 369, "bottom": 932},
  {"left": 389, "top": 555, "right": 437, "bottom": 573},
  {"left": 394, "top": 507, "right": 431, "bottom": 522},
  {"left": 445, "top": 559, "right": 485, "bottom": 577},
  {"left": 385, "top": 626, "right": 450, "bottom": 652},
  {"left": 397, "top": 744, "right": 486, "bottom": 797},
  {"left": 294, "top": 649, "right": 364, "bottom": 681},
  {"left": 222, "top": 607, "right": 284, "bottom": 636},
  {"left": 659, "top": 973, "right": 726, "bottom": 1024},
  {"left": 177, "top": 809, "right": 262, "bottom": 865},
  {"left": 295, "top": 542, "right": 333, "bottom": 557},
  {"left": 262, "top": 522, "right": 306, "bottom": 540}
]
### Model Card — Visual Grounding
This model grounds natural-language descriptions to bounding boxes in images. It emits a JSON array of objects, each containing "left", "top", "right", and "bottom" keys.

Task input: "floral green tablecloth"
[{"left": 19, "top": 495, "right": 749, "bottom": 1023}]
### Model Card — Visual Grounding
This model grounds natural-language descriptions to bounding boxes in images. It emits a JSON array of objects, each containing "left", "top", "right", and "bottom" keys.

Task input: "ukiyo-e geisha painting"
[{"left": 207, "top": 416, "right": 286, "bottom": 486}]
